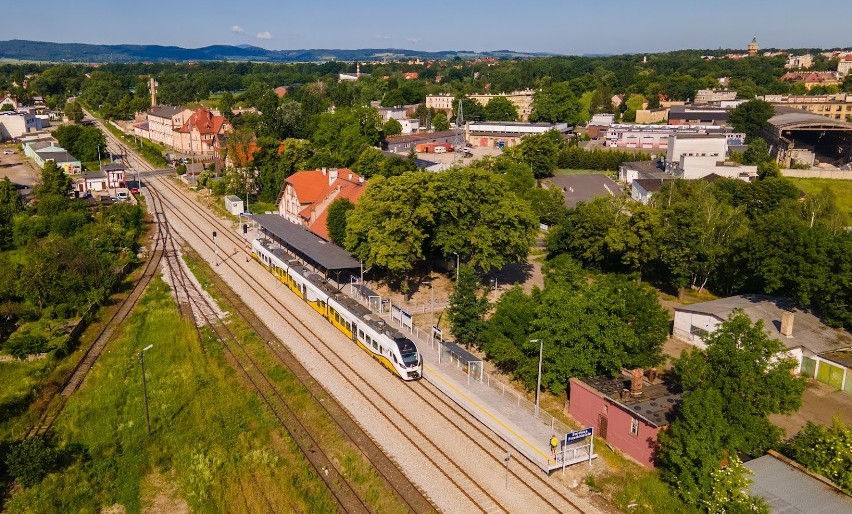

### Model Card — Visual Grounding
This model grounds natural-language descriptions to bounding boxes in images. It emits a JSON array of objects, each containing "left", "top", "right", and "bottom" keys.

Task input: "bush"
[
  {"left": 5, "top": 332, "right": 49, "bottom": 360},
  {"left": 5, "top": 437, "right": 59, "bottom": 487}
]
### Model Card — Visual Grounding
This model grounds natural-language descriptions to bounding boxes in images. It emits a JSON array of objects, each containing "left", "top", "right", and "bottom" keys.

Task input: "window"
[
  {"left": 630, "top": 417, "right": 639, "bottom": 437},
  {"left": 690, "top": 325, "right": 709, "bottom": 338}
]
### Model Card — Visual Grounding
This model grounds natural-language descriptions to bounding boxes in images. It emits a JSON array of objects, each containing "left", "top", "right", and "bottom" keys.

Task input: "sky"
[{"left": 2, "top": 0, "right": 850, "bottom": 55}]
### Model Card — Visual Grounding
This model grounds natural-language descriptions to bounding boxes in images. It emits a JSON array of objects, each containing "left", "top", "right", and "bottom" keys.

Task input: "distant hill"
[{"left": 0, "top": 40, "right": 552, "bottom": 63}]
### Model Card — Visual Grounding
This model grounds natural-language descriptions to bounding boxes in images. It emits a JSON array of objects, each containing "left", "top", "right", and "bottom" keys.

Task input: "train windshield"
[{"left": 395, "top": 338, "right": 420, "bottom": 367}]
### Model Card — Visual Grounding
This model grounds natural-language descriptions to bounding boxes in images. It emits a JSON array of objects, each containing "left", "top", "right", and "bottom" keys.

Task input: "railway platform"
[{"left": 416, "top": 338, "right": 597, "bottom": 474}]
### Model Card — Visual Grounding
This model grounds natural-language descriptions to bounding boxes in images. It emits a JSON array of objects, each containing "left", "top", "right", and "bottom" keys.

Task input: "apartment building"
[{"left": 758, "top": 93, "right": 852, "bottom": 121}]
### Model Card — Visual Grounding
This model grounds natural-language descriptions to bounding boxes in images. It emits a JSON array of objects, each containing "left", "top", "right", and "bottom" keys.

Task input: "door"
[
  {"left": 816, "top": 361, "right": 844, "bottom": 390},
  {"left": 801, "top": 357, "right": 817, "bottom": 378},
  {"left": 597, "top": 414, "right": 608, "bottom": 440}
]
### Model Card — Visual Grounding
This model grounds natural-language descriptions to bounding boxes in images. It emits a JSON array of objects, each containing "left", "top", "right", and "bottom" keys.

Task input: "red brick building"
[{"left": 569, "top": 370, "right": 680, "bottom": 468}]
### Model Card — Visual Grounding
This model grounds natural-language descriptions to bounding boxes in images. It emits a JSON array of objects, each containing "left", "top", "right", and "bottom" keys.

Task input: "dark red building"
[{"left": 569, "top": 370, "right": 680, "bottom": 468}]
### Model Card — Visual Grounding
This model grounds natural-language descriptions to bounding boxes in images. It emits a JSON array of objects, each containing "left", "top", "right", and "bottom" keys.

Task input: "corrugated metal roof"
[
  {"left": 745, "top": 452, "right": 852, "bottom": 514},
  {"left": 254, "top": 214, "right": 359, "bottom": 271}
]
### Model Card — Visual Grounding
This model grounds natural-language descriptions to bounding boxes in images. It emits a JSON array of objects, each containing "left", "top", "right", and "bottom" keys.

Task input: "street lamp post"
[
  {"left": 453, "top": 252, "right": 460, "bottom": 282},
  {"left": 533, "top": 338, "right": 543, "bottom": 416},
  {"left": 140, "top": 344, "right": 154, "bottom": 434},
  {"left": 423, "top": 279, "right": 434, "bottom": 341}
]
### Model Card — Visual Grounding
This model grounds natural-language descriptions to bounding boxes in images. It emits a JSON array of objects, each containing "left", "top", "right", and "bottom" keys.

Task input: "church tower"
[{"left": 748, "top": 36, "right": 759, "bottom": 57}]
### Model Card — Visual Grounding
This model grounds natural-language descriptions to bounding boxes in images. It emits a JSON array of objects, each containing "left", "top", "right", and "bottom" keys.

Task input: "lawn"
[
  {"left": 4, "top": 277, "right": 338, "bottom": 513},
  {"left": 786, "top": 177, "right": 852, "bottom": 224}
]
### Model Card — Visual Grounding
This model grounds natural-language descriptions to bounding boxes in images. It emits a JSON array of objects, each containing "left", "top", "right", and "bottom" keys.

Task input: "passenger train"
[{"left": 252, "top": 238, "right": 422, "bottom": 380}]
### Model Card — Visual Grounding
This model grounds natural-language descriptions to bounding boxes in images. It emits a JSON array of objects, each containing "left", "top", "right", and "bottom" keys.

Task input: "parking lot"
[{"left": 0, "top": 145, "right": 41, "bottom": 187}]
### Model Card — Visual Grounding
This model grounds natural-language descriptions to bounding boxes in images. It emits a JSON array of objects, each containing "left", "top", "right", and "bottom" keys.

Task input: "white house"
[
  {"left": 0, "top": 111, "right": 41, "bottom": 140},
  {"left": 665, "top": 133, "right": 729, "bottom": 163},
  {"left": 224, "top": 195, "right": 244, "bottom": 216},
  {"left": 631, "top": 178, "right": 670, "bottom": 204},
  {"left": 673, "top": 295, "right": 852, "bottom": 394}
]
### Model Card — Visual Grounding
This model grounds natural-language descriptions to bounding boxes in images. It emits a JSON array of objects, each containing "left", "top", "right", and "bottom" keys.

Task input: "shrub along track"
[
  {"left": 147, "top": 184, "right": 433, "bottom": 514},
  {"left": 25, "top": 202, "right": 165, "bottom": 438}
]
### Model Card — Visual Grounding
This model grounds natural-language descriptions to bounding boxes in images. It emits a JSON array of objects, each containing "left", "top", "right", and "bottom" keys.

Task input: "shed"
[{"left": 224, "top": 195, "right": 244, "bottom": 215}]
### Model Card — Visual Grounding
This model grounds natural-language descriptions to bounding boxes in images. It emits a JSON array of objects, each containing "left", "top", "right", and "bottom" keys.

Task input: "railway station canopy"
[{"left": 253, "top": 214, "right": 360, "bottom": 273}]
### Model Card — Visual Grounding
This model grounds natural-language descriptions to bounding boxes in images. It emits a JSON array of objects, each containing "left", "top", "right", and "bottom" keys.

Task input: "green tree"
[
  {"left": 530, "top": 82, "right": 583, "bottom": 124},
  {"left": 782, "top": 415, "right": 852, "bottom": 494},
  {"left": 452, "top": 96, "right": 484, "bottom": 122},
  {"left": 5, "top": 436, "right": 59, "bottom": 488},
  {"left": 326, "top": 197, "right": 355, "bottom": 247},
  {"left": 218, "top": 90, "right": 235, "bottom": 116},
  {"left": 673, "top": 311, "right": 805, "bottom": 456},
  {"left": 64, "top": 99, "right": 84, "bottom": 123},
  {"left": 0, "top": 176, "right": 24, "bottom": 249},
  {"left": 352, "top": 146, "right": 386, "bottom": 178},
  {"left": 483, "top": 96, "right": 518, "bottom": 121},
  {"left": 446, "top": 264, "right": 489, "bottom": 348},
  {"left": 312, "top": 106, "right": 382, "bottom": 166},
  {"left": 505, "top": 130, "right": 562, "bottom": 178},
  {"left": 345, "top": 172, "right": 435, "bottom": 275},
  {"left": 37, "top": 161, "right": 72, "bottom": 199},
  {"left": 383, "top": 118, "right": 403, "bottom": 136},
  {"left": 432, "top": 111, "right": 450, "bottom": 131},
  {"left": 480, "top": 286, "right": 539, "bottom": 373},
  {"left": 729, "top": 99, "right": 775, "bottom": 141},
  {"left": 742, "top": 137, "right": 771, "bottom": 165}
]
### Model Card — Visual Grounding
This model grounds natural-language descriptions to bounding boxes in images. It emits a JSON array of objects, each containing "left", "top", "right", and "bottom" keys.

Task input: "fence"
[
  {"left": 782, "top": 169, "right": 852, "bottom": 180},
  {"left": 363, "top": 291, "right": 573, "bottom": 436}
]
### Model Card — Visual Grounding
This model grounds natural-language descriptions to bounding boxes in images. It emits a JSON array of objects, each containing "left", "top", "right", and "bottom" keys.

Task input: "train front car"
[{"left": 394, "top": 336, "right": 422, "bottom": 380}]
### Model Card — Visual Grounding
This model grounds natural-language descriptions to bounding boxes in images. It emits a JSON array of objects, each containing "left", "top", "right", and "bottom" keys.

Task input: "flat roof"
[
  {"left": 254, "top": 214, "right": 359, "bottom": 272},
  {"left": 745, "top": 451, "right": 852, "bottom": 514},
  {"left": 578, "top": 375, "right": 681, "bottom": 427},
  {"left": 545, "top": 174, "right": 622, "bottom": 208},
  {"left": 675, "top": 294, "right": 852, "bottom": 355}
]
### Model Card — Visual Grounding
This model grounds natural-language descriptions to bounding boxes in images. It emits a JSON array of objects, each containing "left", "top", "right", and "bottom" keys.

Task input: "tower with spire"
[{"left": 748, "top": 36, "right": 759, "bottom": 57}]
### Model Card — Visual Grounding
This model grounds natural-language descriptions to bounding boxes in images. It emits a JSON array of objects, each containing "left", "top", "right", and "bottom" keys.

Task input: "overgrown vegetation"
[{"left": 782, "top": 415, "right": 852, "bottom": 494}]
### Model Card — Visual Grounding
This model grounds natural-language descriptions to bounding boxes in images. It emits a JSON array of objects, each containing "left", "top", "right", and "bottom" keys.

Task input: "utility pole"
[
  {"left": 213, "top": 231, "right": 218, "bottom": 266},
  {"left": 532, "top": 339, "right": 542, "bottom": 416},
  {"left": 140, "top": 344, "right": 154, "bottom": 434}
]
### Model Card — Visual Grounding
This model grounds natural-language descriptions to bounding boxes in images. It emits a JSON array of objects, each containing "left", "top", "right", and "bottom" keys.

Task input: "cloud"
[
  {"left": 374, "top": 34, "right": 390, "bottom": 40},
  {"left": 230, "top": 25, "right": 247, "bottom": 35},
  {"left": 406, "top": 37, "right": 422, "bottom": 44},
  {"left": 256, "top": 31, "right": 272, "bottom": 40}
]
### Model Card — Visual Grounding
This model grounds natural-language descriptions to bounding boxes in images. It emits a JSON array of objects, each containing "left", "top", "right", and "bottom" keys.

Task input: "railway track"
[{"left": 101, "top": 119, "right": 595, "bottom": 513}]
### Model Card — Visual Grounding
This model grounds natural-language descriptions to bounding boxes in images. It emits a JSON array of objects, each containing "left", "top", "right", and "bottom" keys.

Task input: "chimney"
[
  {"left": 356, "top": 62, "right": 361, "bottom": 78},
  {"left": 620, "top": 389, "right": 630, "bottom": 402},
  {"left": 358, "top": 176, "right": 364, "bottom": 184},
  {"left": 647, "top": 368, "right": 658, "bottom": 383},
  {"left": 321, "top": 167, "right": 327, "bottom": 176},
  {"left": 630, "top": 368, "right": 644, "bottom": 398},
  {"left": 149, "top": 77, "right": 158, "bottom": 107},
  {"left": 781, "top": 311, "right": 795, "bottom": 337},
  {"left": 348, "top": 173, "right": 353, "bottom": 180},
  {"left": 329, "top": 168, "right": 338, "bottom": 185}
]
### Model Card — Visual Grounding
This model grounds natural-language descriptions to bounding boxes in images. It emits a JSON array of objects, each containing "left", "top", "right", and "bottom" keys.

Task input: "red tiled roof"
[
  {"left": 308, "top": 183, "right": 366, "bottom": 240},
  {"left": 177, "top": 107, "right": 230, "bottom": 135}
]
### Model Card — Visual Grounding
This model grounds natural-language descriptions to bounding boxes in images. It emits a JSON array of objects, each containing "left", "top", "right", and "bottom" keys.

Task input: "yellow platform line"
[{"left": 424, "top": 364, "right": 555, "bottom": 465}]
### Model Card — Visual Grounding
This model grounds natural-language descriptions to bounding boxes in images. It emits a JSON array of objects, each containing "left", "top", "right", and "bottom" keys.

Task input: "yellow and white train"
[{"left": 252, "top": 238, "right": 422, "bottom": 380}]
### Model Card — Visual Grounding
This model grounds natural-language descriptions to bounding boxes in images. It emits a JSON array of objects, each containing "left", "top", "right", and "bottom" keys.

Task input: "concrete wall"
[
  {"left": 672, "top": 310, "right": 722, "bottom": 349},
  {"left": 782, "top": 170, "right": 852, "bottom": 179}
]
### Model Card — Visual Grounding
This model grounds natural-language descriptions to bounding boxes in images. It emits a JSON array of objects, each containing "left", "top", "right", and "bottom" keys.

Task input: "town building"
[
  {"left": 589, "top": 114, "right": 616, "bottom": 127},
  {"left": 748, "top": 37, "right": 760, "bottom": 57},
  {"left": 694, "top": 89, "right": 738, "bottom": 104},
  {"left": 0, "top": 94, "right": 19, "bottom": 111},
  {"left": 569, "top": 370, "right": 680, "bottom": 468},
  {"left": 668, "top": 157, "right": 757, "bottom": 181},
  {"left": 26, "top": 144, "right": 81, "bottom": 174},
  {"left": 172, "top": 107, "right": 230, "bottom": 156},
  {"left": 667, "top": 105, "right": 730, "bottom": 126},
  {"left": 666, "top": 133, "right": 732, "bottom": 163},
  {"left": 604, "top": 124, "right": 731, "bottom": 149},
  {"left": 779, "top": 71, "right": 841, "bottom": 90},
  {"left": 837, "top": 55, "right": 852, "bottom": 76},
  {"left": 631, "top": 178, "right": 672, "bottom": 204},
  {"left": 73, "top": 172, "right": 109, "bottom": 195},
  {"left": 673, "top": 295, "right": 852, "bottom": 394},
  {"left": 101, "top": 163, "right": 126, "bottom": 188},
  {"left": 275, "top": 168, "right": 366, "bottom": 241},
  {"left": 634, "top": 108, "right": 669, "bottom": 124},
  {"left": 745, "top": 451, "right": 852, "bottom": 513},
  {"left": 138, "top": 106, "right": 193, "bottom": 148},
  {"left": 785, "top": 54, "right": 814, "bottom": 69},
  {"left": 465, "top": 121, "right": 569, "bottom": 149},
  {"left": 0, "top": 111, "right": 42, "bottom": 140},
  {"left": 545, "top": 174, "right": 621, "bottom": 208},
  {"left": 618, "top": 160, "right": 667, "bottom": 184},
  {"left": 758, "top": 93, "right": 852, "bottom": 121},
  {"left": 468, "top": 89, "right": 536, "bottom": 121},
  {"left": 425, "top": 93, "right": 455, "bottom": 112},
  {"left": 383, "top": 130, "right": 459, "bottom": 154}
]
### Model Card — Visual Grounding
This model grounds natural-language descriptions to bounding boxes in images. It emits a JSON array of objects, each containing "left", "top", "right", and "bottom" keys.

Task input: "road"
[{"left": 94, "top": 115, "right": 601, "bottom": 513}]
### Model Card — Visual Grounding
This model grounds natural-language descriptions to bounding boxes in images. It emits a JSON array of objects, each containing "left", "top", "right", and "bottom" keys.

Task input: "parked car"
[
  {"left": 116, "top": 191, "right": 129, "bottom": 201},
  {"left": 2, "top": 150, "right": 13, "bottom": 155},
  {"left": 130, "top": 186, "right": 140, "bottom": 194}
]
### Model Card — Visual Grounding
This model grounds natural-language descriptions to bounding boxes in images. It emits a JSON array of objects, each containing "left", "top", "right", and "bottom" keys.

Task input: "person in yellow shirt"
[{"left": 549, "top": 435, "right": 558, "bottom": 458}]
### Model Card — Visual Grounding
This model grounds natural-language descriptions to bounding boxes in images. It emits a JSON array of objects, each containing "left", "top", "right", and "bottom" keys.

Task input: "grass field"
[
  {"left": 786, "top": 177, "right": 852, "bottom": 224},
  {"left": 4, "top": 277, "right": 339, "bottom": 513}
]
